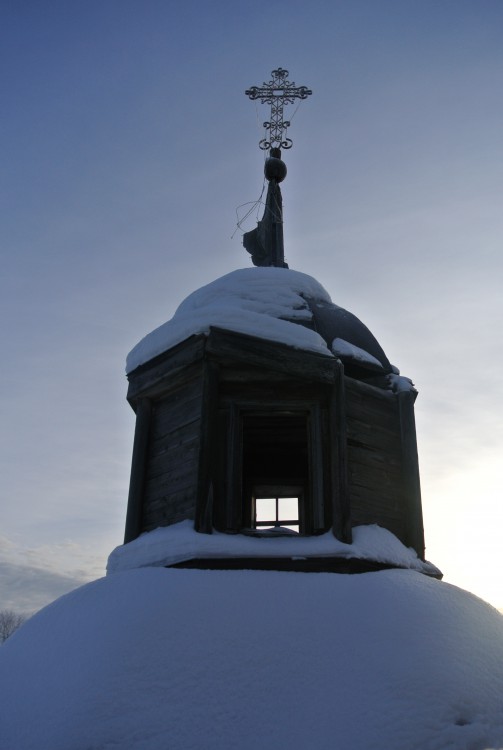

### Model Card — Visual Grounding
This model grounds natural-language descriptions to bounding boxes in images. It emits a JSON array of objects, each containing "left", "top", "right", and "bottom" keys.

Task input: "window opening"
[
  {"left": 241, "top": 413, "right": 309, "bottom": 534},
  {"left": 254, "top": 494, "right": 300, "bottom": 534}
]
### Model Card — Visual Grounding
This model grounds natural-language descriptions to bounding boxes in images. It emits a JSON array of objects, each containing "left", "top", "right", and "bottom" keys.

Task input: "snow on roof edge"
[
  {"left": 126, "top": 268, "right": 335, "bottom": 373},
  {"left": 107, "top": 520, "right": 441, "bottom": 578}
]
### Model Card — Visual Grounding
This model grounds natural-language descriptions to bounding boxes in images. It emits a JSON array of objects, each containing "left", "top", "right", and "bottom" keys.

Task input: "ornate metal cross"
[{"left": 245, "top": 67, "right": 312, "bottom": 151}]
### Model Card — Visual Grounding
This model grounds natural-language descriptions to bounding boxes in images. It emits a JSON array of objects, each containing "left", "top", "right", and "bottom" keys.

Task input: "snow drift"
[{"left": 1, "top": 566, "right": 503, "bottom": 750}]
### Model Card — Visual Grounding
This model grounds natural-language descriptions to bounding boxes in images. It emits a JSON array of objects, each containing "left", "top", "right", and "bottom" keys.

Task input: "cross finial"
[{"left": 245, "top": 67, "right": 312, "bottom": 150}]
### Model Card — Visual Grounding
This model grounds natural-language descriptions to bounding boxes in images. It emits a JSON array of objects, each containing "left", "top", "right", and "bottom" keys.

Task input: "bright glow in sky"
[{"left": 2, "top": 0, "right": 503, "bottom": 612}]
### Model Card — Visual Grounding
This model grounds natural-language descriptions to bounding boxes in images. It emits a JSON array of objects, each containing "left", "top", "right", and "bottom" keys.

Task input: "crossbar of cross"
[{"left": 245, "top": 68, "right": 312, "bottom": 150}]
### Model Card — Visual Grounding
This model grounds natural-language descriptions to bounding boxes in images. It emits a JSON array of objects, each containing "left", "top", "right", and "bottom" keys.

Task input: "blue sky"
[{"left": 2, "top": 0, "right": 503, "bottom": 612}]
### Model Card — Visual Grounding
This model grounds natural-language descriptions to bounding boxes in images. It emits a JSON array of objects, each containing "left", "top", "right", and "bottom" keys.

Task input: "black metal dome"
[{"left": 304, "top": 298, "right": 393, "bottom": 377}]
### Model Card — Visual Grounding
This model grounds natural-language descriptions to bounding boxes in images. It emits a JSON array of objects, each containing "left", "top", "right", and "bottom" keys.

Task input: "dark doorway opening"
[{"left": 241, "top": 414, "right": 310, "bottom": 533}]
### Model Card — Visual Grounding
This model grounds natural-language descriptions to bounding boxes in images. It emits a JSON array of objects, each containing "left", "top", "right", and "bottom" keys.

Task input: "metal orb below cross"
[{"left": 243, "top": 68, "right": 312, "bottom": 269}]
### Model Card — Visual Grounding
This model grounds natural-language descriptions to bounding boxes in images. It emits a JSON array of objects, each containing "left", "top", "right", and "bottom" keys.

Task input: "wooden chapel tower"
[{"left": 123, "top": 68, "right": 426, "bottom": 572}]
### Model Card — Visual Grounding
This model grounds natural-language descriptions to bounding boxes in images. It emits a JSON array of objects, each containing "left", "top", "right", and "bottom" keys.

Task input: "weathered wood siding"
[
  {"left": 345, "top": 378, "right": 406, "bottom": 541},
  {"left": 141, "top": 372, "right": 204, "bottom": 532},
  {"left": 123, "top": 329, "right": 424, "bottom": 558}
]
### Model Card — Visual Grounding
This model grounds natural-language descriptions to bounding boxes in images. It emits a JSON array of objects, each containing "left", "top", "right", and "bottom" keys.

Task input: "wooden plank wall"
[
  {"left": 124, "top": 398, "right": 152, "bottom": 543},
  {"left": 345, "top": 378, "right": 406, "bottom": 542},
  {"left": 141, "top": 372, "right": 203, "bottom": 532}
]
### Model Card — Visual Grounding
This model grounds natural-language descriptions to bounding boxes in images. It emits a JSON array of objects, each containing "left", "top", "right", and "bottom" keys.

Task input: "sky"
[{"left": 2, "top": 0, "right": 503, "bottom": 613}]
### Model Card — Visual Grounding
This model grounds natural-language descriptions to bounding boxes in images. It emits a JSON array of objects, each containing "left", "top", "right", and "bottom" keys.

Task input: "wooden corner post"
[
  {"left": 330, "top": 360, "right": 352, "bottom": 543},
  {"left": 398, "top": 390, "right": 425, "bottom": 559},
  {"left": 195, "top": 360, "right": 220, "bottom": 534},
  {"left": 124, "top": 398, "right": 152, "bottom": 543}
]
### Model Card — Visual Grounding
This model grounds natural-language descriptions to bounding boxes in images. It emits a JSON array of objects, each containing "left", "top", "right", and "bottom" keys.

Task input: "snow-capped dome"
[
  {"left": 2, "top": 567, "right": 503, "bottom": 749},
  {"left": 126, "top": 268, "right": 392, "bottom": 375}
]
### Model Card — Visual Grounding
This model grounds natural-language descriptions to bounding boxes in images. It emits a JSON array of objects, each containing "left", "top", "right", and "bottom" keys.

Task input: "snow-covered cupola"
[{"left": 122, "top": 68, "right": 426, "bottom": 572}]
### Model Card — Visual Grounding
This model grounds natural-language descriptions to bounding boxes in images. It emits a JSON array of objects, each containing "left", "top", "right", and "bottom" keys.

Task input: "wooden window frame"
[
  {"left": 252, "top": 485, "right": 304, "bottom": 532},
  {"left": 222, "top": 403, "right": 327, "bottom": 536}
]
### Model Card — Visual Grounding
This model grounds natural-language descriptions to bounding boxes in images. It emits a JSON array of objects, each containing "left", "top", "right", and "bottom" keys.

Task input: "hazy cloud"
[{"left": 0, "top": 561, "right": 87, "bottom": 614}]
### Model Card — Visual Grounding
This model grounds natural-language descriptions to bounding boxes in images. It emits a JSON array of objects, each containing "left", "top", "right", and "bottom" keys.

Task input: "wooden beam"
[
  {"left": 194, "top": 361, "right": 219, "bottom": 534},
  {"left": 124, "top": 398, "right": 152, "bottom": 543},
  {"left": 226, "top": 403, "right": 241, "bottom": 531},
  {"left": 330, "top": 361, "right": 352, "bottom": 543},
  {"left": 308, "top": 403, "right": 325, "bottom": 533},
  {"left": 127, "top": 335, "right": 206, "bottom": 402},
  {"left": 206, "top": 327, "right": 337, "bottom": 384},
  {"left": 169, "top": 556, "right": 441, "bottom": 576},
  {"left": 398, "top": 390, "right": 425, "bottom": 559}
]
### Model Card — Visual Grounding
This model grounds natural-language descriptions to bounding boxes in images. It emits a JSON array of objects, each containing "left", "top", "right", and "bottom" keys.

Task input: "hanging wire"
[
  {"left": 232, "top": 105, "right": 269, "bottom": 239},
  {"left": 288, "top": 99, "right": 303, "bottom": 123},
  {"left": 232, "top": 180, "right": 267, "bottom": 238},
  {"left": 281, "top": 101, "right": 302, "bottom": 150},
  {"left": 234, "top": 95, "right": 304, "bottom": 239}
]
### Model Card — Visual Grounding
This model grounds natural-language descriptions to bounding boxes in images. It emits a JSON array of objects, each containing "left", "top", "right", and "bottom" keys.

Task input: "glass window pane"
[
  {"left": 278, "top": 497, "right": 299, "bottom": 520},
  {"left": 255, "top": 498, "right": 276, "bottom": 522}
]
